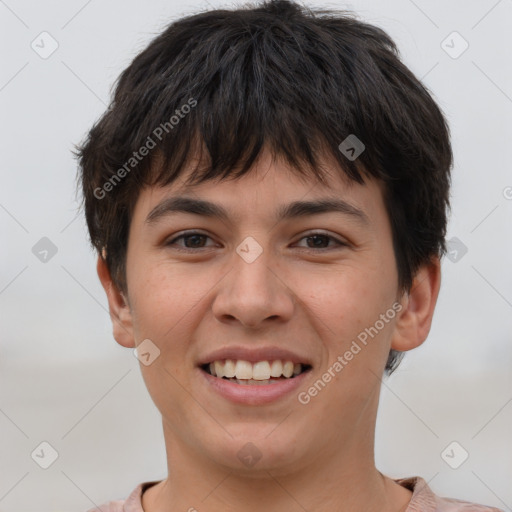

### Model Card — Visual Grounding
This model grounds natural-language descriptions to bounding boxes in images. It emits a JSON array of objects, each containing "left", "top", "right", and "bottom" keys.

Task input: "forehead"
[{"left": 131, "top": 151, "right": 387, "bottom": 227}]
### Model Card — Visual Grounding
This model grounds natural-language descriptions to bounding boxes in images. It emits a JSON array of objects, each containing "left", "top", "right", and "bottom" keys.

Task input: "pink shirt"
[{"left": 88, "top": 476, "right": 505, "bottom": 512}]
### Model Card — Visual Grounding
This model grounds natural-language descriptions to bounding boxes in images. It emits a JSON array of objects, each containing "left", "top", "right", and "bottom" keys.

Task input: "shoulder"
[
  {"left": 85, "top": 480, "right": 161, "bottom": 512},
  {"left": 85, "top": 500, "right": 125, "bottom": 512},
  {"left": 394, "top": 476, "right": 505, "bottom": 512},
  {"left": 432, "top": 495, "right": 505, "bottom": 512}
]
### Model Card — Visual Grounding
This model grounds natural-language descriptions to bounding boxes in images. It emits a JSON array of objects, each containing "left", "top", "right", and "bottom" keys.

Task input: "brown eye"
[
  {"left": 166, "top": 231, "right": 215, "bottom": 251},
  {"left": 295, "top": 232, "right": 347, "bottom": 251}
]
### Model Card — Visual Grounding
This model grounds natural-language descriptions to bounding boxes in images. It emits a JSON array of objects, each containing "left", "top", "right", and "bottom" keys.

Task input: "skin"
[{"left": 98, "top": 148, "right": 441, "bottom": 512}]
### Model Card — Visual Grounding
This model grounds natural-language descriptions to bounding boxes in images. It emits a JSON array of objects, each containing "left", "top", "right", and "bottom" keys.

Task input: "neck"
[{"left": 142, "top": 414, "right": 412, "bottom": 512}]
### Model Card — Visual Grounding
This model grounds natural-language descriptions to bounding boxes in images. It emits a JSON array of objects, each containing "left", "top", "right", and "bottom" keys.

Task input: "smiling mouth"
[{"left": 200, "top": 359, "right": 312, "bottom": 385}]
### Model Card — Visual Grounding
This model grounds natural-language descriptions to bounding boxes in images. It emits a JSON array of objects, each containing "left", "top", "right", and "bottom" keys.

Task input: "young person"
[{"left": 76, "top": 1, "right": 503, "bottom": 510}]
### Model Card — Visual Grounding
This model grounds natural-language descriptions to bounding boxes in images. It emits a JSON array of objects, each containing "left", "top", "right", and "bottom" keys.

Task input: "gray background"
[{"left": 1, "top": 0, "right": 511, "bottom": 510}]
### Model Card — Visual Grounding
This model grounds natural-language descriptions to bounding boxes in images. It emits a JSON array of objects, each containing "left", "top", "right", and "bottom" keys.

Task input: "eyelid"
[
  {"left": 165, "top": 229, "right": 349, "bottom": 251},
  {"left": 165, "top": 230, "right": 217, "bottom": 249},
  {"left": 294, "top": 230, "right": 349, "bottom": 249}
]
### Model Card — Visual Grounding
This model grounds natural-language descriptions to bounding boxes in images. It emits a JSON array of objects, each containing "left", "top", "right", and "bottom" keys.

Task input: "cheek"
[
  {"left": 301, "top": 267, "right": 386, "bottom": 333},
  {"left": 299, "top": 262, "right": 397, "bottom": 374},
  {"left": 128, "top": 260, "right": 212, "bottom": 340}
]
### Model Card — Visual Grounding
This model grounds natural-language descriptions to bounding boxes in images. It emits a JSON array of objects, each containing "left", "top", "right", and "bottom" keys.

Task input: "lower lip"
[{"left": 199, "top": 368, "right": 312, "bottom": 405}]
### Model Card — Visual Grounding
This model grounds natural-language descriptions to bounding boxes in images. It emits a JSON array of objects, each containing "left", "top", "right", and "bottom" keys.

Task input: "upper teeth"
[{"left": 208, "top": 360, "right": 303, "bottom": 380}]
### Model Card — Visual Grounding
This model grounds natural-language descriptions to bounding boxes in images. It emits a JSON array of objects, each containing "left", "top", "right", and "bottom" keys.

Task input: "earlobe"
[
  {"left": 96, "top": 255, "right": 136, "bottom": 348},
  {"left": 391, "top": 257, "right": 441, "bottom": 352}
]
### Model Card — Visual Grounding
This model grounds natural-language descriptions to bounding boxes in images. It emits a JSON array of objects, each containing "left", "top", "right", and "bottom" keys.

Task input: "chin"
[{"left": 204, "top": 428, "right": 307, "bottom": 474}]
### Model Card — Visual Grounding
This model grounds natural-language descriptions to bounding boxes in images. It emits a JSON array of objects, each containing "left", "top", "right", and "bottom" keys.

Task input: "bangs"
[{"left": 104, "top": 10, "right": 397, "bottom": 202}]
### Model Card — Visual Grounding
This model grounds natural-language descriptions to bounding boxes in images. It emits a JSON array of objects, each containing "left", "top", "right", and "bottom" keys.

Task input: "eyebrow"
[{"left": 145, "top": 196, "right": 370, "bottom": 226}]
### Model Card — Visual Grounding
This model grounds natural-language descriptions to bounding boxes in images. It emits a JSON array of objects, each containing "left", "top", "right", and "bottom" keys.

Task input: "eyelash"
[{"left": 165, "top": 230, "right": 348, "bottom": 253}]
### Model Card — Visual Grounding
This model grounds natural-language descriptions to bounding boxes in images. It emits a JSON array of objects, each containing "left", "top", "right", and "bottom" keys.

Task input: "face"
[{"left": 108, "top": 150, "right": 413, "bottom": 475}]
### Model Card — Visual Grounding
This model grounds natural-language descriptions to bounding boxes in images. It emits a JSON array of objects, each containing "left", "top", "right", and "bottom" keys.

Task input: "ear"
[
  {"left": 391, "top": 256, "right": 441, "bottom": 352},
  {"left": 96, "top": 255, "right": 135, "bottom": 348}
]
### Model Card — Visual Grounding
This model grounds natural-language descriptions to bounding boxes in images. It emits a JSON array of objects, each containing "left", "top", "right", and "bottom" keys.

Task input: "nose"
[{"left": 211, "top": 244, "right": 295, "bottom": 329}]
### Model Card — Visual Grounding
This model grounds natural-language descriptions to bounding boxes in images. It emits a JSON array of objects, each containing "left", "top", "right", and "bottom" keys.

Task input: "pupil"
[
  {"left": 186, "top": 235, "right": 205, "bottom": 248},
  {"left": 308, "top": 235, "right": 328, "bottom": 248}
]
